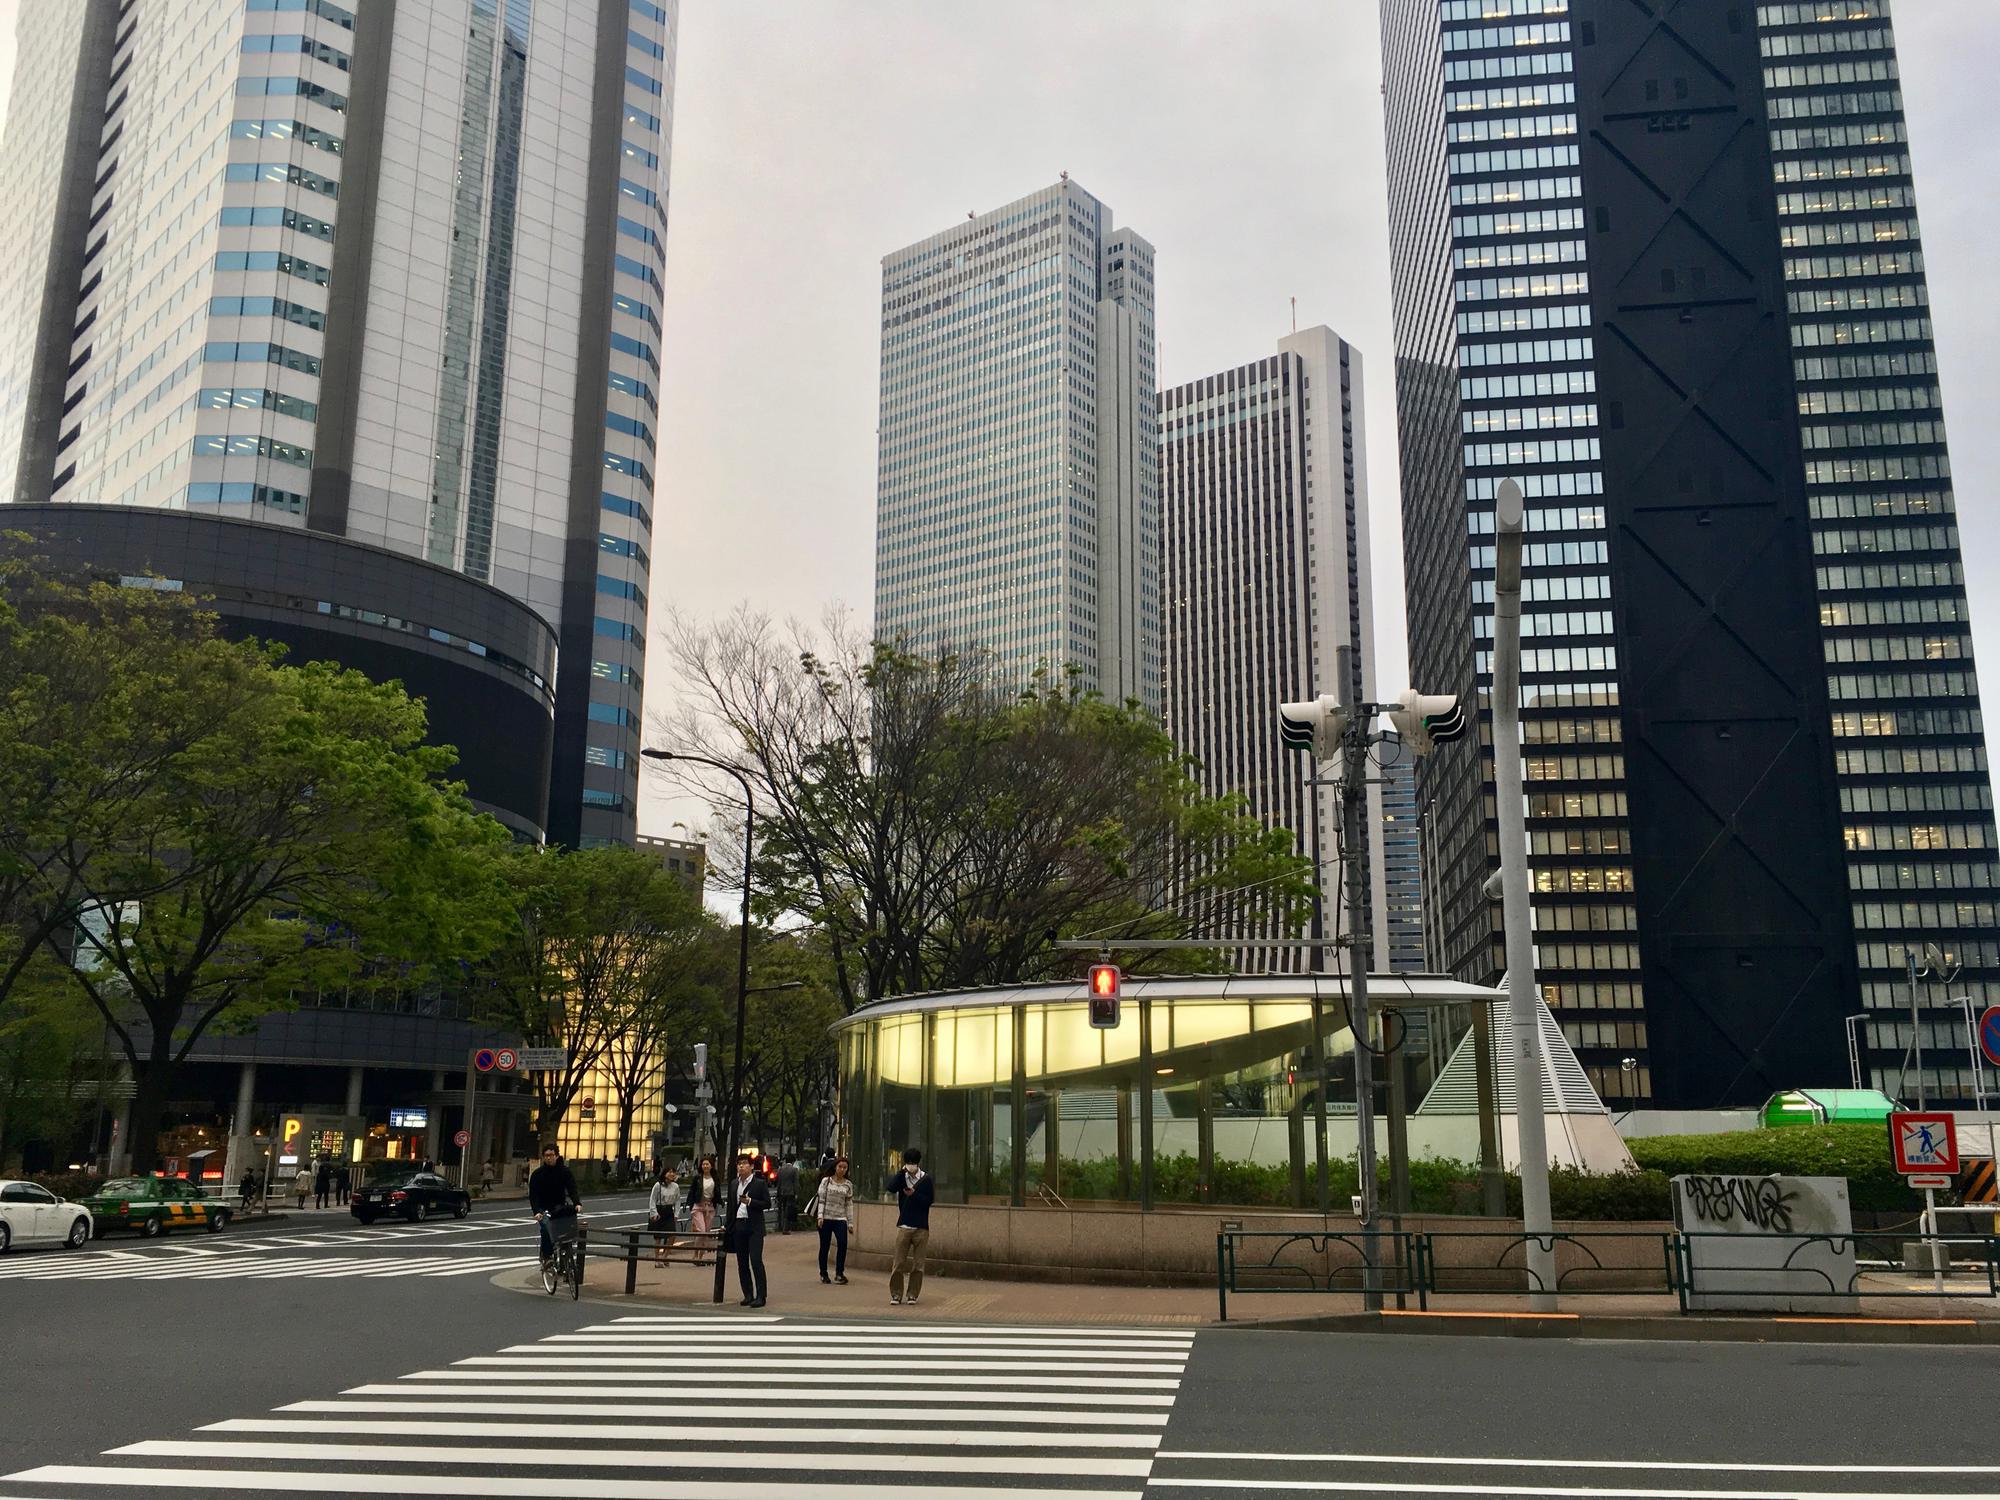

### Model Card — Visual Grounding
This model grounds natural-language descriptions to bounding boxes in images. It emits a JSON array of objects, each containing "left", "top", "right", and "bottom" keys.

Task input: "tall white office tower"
[
  {"left": 1160, "top": 326, "right": 1387, "bottom": 970},
  {"left": 0, "top": 0, "right": 674, "bottom": 849},
  {"left": 875, "top": 178, "right": 1161, "bottom": 713}
]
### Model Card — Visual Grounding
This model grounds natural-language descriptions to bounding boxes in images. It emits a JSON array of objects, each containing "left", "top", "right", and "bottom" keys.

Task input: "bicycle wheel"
[
  {"left": 567, "top": 1246, "right": 583, "bottom": 1300},
  {"left": 540, "top": 1253, "right": 559, "bottom": 1295}
]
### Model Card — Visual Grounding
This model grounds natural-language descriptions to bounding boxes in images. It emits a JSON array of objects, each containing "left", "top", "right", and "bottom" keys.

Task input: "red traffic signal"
[{"left": 1088, "top": 963, "right": 1121, "bottom": 1029}]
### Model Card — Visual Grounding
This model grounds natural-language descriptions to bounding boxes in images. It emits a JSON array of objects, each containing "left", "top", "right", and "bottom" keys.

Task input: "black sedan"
[{"left": 351, "top": 1170, "right": 471, "bottom": 1225}]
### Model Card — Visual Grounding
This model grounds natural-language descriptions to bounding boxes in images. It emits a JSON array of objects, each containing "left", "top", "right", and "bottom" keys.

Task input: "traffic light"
[
  {"left": 692, "top": 1042, "right": 707, "bottom": 1082},
  {"left": 1278, "top": 695, "right": 1347, "bottom": 762},
  {"left": 1087, "top": 963, "right": 1121, "bottom": 1029},
  {"left": 1385, "top": 689, "right": 1466, "bottom": 756}
]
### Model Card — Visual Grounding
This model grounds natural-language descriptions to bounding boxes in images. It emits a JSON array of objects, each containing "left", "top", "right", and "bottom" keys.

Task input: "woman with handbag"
[
  {"left": 812, "top": 1155, "right": 856, "bottom": 1285},
  {"left": 686, "top": 1155, "right": 720, "bottom": 1267},
  {"left": 648, "top": 1168, "right": 682, "bottom": 1265}
]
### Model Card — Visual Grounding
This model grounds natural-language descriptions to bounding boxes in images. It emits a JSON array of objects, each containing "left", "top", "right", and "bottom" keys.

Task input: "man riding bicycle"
[{"left": 528, "top": 1142, "right": 582, "bottom": 1264}]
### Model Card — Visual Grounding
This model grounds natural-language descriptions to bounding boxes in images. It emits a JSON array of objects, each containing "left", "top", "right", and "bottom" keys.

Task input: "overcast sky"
[{"left": 1, "top": 1, "right": 1995, "bottom": 845}]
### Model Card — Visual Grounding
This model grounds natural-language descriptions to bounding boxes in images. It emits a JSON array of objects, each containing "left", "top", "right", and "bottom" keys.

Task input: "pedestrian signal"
[{"left": 1088, "top": 963, "right": 1121, "bottom": 1029}]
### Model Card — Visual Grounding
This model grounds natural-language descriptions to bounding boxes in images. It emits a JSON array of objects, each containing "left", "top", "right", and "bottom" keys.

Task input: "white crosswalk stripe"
[
  {"left": 0, "top": 1247, "right": 538, "bottom": 1282},
  {"left": 1, "top": 1316, "right": 1192, "bottom": 1497}
]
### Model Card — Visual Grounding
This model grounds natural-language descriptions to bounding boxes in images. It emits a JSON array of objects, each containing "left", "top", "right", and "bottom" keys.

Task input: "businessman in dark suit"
[{"left": 726, "top": 1154, "right": 771, "bottom": 1306}]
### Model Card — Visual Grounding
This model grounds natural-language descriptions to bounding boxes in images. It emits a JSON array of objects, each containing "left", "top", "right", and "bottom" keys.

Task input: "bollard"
[{"left": 624, "top": 1229, "right": 639, "bottom": 1294}]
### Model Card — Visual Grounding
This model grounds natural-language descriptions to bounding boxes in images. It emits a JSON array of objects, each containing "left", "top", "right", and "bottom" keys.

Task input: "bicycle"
[{"left": 538, "top": 1212, "right": 587, "bottom": 1299}]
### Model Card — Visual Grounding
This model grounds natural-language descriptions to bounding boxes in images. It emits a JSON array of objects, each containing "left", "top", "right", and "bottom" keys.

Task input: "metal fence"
[{"left": 1215, "top": 1225, "right": 2000, "bottom": 1319}]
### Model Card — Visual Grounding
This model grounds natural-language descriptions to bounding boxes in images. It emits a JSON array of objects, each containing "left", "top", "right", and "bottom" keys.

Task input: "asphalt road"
[{"left": 2, "top": 1199, "right": 1998, "bottom": 1497}]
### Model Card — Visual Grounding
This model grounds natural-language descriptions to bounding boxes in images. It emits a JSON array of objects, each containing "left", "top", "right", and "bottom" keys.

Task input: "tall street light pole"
[
  {"left": 1493, "top": 477, "right": 1556, "bottom": 1311},
  {"left": 641, "top": 747, "right": 754, "bottom": 1308}
]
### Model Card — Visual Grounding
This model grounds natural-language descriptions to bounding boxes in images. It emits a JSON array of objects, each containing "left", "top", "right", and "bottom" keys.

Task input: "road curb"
[{"left": 1225, "top": 1308, "right": 2000, "bottom": 1344}]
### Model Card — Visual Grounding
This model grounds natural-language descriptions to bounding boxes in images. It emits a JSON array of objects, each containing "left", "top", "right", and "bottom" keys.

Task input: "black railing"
[{"left": 1214, "top": 1226, "right": 2000, "bottom": 1320}]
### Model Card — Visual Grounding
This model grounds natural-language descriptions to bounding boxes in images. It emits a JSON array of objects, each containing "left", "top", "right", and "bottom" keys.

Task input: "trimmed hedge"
[{"left": 1626, "top": 1123, "right": 1917, "bottom": 1212}]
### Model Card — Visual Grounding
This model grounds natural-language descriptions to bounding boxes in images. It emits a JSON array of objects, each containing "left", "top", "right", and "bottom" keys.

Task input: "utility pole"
[{"left": 1335, "top": 645, "right": 1381, "bottom": 1309}]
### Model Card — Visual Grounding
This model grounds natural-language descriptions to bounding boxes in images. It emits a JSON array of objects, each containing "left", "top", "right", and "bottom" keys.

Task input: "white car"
[{"left": 0, "top": 1179, "right": 93, "bottom": 1251}]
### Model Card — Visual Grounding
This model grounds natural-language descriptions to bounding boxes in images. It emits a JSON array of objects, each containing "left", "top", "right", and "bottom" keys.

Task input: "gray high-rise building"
[
  {"left": 0, "top": 0, "right": 673, "bottom": 848},
  {"left": 1160, "top": 327, "right": 1387, "bottom": 969},
  {"left": 1380, "top": 0, "right": 1996, "bottom": 1107},
  {"left": 1379, "top": 746, "right": 1426, "bottom": 973},
  {"left": 875, "top": 178, "right": 1161, "bottom": 713}
]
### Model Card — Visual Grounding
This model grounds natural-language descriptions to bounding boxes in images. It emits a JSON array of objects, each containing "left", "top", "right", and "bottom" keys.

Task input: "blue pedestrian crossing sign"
[{"left": 1980, "top": 1006, "right": 2000, "bottom": 1068}]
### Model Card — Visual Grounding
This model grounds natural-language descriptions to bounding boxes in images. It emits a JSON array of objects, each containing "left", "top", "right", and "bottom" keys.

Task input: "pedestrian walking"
[
  {"left": 292, "top": 1162, "right": 312, "bottom": 1210},
  {"left": 726, "top": 1153, "right": 770, "bottom": 1307},
  {"left": 480, "top": 1160, "right": 496, "bottom": 1194},
  {"left": 686, "top": 1155, "right": 721, "bottom": 1267},
  {"left": 776, "top": 1156, "right": 800, "bottom": 1234},
  {"left": 238, "top": 1170, "right": 255, "bottom": 1208},
  {"left": 313, "top": 1159, "right": 333, "bottom": 1210},
  {"left": 334, "top": 1163, "right": 351, "bottom": 1206},
  {"left": 885, "top": 1147, "right": 934, "bottom": 1306},
  {"left": 649, "top": 1168, "right": 683, "bottom": 1265},
  {"left": 813, "top": 1155, "right": 856, "bottom": 1284}
]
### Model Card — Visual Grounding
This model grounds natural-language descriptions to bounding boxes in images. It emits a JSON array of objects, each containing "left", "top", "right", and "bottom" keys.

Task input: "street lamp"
[
  {"left": 641, "top": 746, "right": 755, "bottom": 1307},
  {"left": 1492, "top": 476, "right": 1557, "bottom": 1312}
]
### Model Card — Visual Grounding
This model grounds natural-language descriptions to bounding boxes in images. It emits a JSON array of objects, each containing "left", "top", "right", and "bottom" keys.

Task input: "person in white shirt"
[
  {"left": 649, "top": 1168, "right": 683, "bottom": 1265},
  {"left": 812, "top": 1155, "right": 857, "bottom": 1284}
]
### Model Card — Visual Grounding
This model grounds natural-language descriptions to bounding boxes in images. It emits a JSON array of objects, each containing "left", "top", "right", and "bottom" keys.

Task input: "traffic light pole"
[{"left": 1336, "top": 645, "right": 1383, "bottom": 1312}]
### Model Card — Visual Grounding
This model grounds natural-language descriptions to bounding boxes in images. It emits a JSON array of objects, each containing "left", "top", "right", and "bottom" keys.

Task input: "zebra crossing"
[
  {"left": 0, "top": 1221, "right": 552, "bottom": 1284},
  {"left": 1, "top": 1315, "right": 1194, "bottom": 1496}
]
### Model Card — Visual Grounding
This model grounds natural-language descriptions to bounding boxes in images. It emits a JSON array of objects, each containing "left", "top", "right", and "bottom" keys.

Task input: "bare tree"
[{"left": 651, "top": 610, "right": 1313, "bottom": 1010}]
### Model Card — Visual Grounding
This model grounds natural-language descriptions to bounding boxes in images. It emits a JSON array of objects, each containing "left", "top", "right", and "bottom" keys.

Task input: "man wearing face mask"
[{"left": 884, "top": 1146, "right": 934, "bottom": 1306}]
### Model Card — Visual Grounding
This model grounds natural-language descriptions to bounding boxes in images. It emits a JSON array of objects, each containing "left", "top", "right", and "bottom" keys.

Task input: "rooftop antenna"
[
  {"left": 1291, "top": 296, "right": 1298, "bottom": 333},
  {"left": 1060, "top": 170, "right": 1068, "bottom": 182}
]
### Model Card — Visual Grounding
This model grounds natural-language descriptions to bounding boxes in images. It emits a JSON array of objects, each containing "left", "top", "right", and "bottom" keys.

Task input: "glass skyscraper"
[
  {"left": 875, "top": 178, "right": 1161, "bottom": 713},
  {"left": 1159, "top": 326, "right": 1387, "bottom": 970},
  {"left": 1380, "top": 0, "right": 1996, "bottom": 1108},
  {"left": 0, "top": 0, "right": 673, "bottom": 849}
]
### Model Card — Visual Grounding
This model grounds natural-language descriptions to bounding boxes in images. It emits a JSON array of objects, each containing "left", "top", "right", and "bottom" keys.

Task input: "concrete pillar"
[
  {"left": 345, "top": 1065, "right": 364, "bottom": 1118},
  {"left": 229, "top": 1062, "right": 257, "bottom": 1194}
]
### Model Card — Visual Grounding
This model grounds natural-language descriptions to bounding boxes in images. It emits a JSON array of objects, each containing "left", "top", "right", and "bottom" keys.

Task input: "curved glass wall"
[{"left": 833, "top": 984, "right": 1483, "bottom": 1210}]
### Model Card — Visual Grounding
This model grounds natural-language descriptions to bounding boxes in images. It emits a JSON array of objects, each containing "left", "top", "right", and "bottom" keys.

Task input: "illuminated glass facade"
[
  {"left": 1380, "top": 0, "right": 1995, "bottom": 1107},
  {"left": 834, "top": 975, "right": 1506, "bottom": 1207}
]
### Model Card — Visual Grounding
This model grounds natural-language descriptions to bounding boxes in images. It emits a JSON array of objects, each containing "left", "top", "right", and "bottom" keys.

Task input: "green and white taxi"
[{"left": 78, "top": 1177, "right": 231, "bottom": 1238}]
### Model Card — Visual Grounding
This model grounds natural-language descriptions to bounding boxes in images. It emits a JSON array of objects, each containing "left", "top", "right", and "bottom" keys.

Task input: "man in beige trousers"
[{"left": 884, "top": 1147, "right": 934, "bottom": 1306}]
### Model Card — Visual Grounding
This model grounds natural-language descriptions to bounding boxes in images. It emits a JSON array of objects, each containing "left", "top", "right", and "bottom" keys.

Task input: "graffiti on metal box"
[{"left": 1680, "top": 1175, "right": 1798, "bottom": 1233}]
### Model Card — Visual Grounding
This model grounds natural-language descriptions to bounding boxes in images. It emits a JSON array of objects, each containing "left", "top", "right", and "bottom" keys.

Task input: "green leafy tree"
[
  {"left": 0, "top": 559, "right": 266, "bottom": 1019},
  {"left": 47, "top": 659, "right": 512, "bottom": 1173},
  {"left": 657, "top": 610, "right": 1315, "bottom": 1011},
  {"left": 476, "top": 845, "right": 714, "bottom": 1147}
]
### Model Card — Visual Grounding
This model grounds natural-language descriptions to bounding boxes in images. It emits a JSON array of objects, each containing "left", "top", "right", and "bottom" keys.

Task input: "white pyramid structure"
[{"left": 1416, "top": 994, "right": 1636, "bottom": 1173}]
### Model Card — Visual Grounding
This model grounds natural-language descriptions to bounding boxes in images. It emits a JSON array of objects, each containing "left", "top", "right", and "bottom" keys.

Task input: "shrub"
[
  {"left": 1627, "top": 1124, "right": 1916, "bottom": 1212},
  {"left": 28, "top": 1171, "right": 103, "bottom": 1202}
]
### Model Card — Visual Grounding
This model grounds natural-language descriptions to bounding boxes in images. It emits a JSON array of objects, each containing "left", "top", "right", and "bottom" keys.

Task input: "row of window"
[
  {"left": 1839, "top": 745, "right": 1986, "bottom": 778},
  {"left": 1842, "top": 781, "right": 1992, "bottom": 814},
  {"left": 1791, "top": 315, "right": 1932, "bottom": 347},
  {"left": 1463, "top": 403, "right": 1595, "bottom": 433},
  {"left": 1803, "top": 420, "right": 1946, "bottom": 452},
  {"left": 230, "top": 118, "right": 343, "bottom": 155},
  {"left": 1828, "top": 670, "right": 1975, "bottom": 702},
  {"left": 246, "top": 0, "right": 354, "bottom": 25},
  {"left": 1463, "top": 437, "right": 1601, "bottom": 467},
  {"left": 1764, "top": 59, "right": 1899, "bottom": 90},
  {"left": 1443, "top": 49, "right": 1571, "bottom": 83},
  {"left": 1461, "top": 368, "right": 1594, "bottom": 400},
  {"left": 1453, "top": 207, "right": 1585, "bottom": 239},
  {"left": 1807, "top": 454, "right": 1950, "bottom": 486},
  {"left": 1450, "top": 174, "right": 1580, "bottom": 207},
  {"left": 1459, "top": 336, "right": 1594, "bottom": 368},
  {"left": 1531, "top": 826, "right": 1626, "bottom": 855},
  {"left": 1797, "top": 350, "right": 1937, "bottom": 383},
  {"left": 194, "top": 385, "right": 318, "bottom": 421},
  {"left": 224, "top": 159, "right": 338, "bottom": 197},
  {"left": 1800, "top": 384, "right": 1938, "bottom": 416},
  {"left": 204, "top": 339, "right": 319, "bottom": 375},
  {"left": 1769, "top": 86, "right": 1901, "bottom": 122},
  {"left": 1450, "top": 143, "right": 1580, "bottom": 176},
  {"left": 236, "top": 75, "right": 346, "bottom": 113},
  {"left": 220, "top": 204, "right": 333, "bottom": 242},
  {"left": 215, "top": 249, "right": 328, "bottom": 287},
  {"left": 190, "top": 432, "right": 311, "bottom": 467},
  {"left": 240, "top": 33, "right": 350, "bottom": 70},
  {"left": 1817, "top": 560, "right": 1961, "bottom": 591},
  {"left": 1851, "top": 861, "right": 1999, "bottom": 893},
  {"left": 1446, "top": 112, "right": 1576, "bottom": 144},
  {"left": 1458, "top": 303, "right": 1594, "bottom": 336},
  {"left": 1474, "top": 645, "right": 1618, "bottom": 676}
]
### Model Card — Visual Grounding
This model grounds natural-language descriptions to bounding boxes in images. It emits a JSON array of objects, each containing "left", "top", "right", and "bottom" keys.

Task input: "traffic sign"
[
  {"left": 472, "top": 1048, "right": 497, "bottom": 1073},
  {"left": 518, "top": 1046, "right": 567, "bottom": 1071},
  {"left": 494, "top": 1047, "right": 519, "bottom": 1072},
  {"left": 1907, "top": 1174, "right": 1952, "bottom": 1190},
  {"left": 1890, "top": 1111, "right": 1958, "bottom": 1176},
  {"left": 453, "top": 1128, "right": 471, "bottom": 1148},
  {"left": 1980, "top": 1006, "right": 2000, "bottom": 1068}
]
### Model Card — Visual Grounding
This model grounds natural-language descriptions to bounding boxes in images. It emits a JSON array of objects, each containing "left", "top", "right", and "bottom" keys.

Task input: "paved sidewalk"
[{"left": 509, "top": 1222, "right": 2000, "bottom": 1343}]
